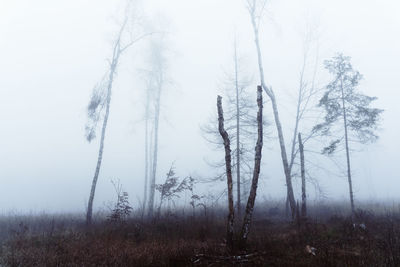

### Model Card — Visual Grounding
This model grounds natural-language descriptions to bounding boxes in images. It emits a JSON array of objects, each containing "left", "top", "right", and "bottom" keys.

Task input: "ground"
[{"left": 0, "top": 204, "right": 399, "bottom": 266}]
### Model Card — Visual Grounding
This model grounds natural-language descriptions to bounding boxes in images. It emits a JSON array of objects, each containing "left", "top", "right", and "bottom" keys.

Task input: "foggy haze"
[{"left": 0, "top": 0, "right": 399, "bottom": 213}]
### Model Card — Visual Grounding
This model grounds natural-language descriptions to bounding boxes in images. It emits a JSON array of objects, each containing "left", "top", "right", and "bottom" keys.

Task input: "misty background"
[{"left": 0, "top": 0, "right": 398, "bottom": 213}]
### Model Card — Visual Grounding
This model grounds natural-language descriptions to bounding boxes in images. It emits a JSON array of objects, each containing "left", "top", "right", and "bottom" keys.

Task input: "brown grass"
[{"left": 0, "top": 206, "right": 400, "bottom": 266}]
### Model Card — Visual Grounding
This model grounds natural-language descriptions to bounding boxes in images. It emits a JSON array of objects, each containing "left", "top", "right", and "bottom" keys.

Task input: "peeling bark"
[
  {"left": 217, "top": 96, "right": 235, "bottom": 250},
  {"left": 240, "top": 86, "right": 263, "bottom": 248}
]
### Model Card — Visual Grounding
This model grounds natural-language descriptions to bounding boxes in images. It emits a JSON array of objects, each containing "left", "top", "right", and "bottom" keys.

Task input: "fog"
[{"left": 0, "top": 0, "right": 399, "bottom": 213}]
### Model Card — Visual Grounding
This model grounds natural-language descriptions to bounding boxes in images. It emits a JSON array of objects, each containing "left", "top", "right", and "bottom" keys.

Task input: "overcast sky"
[{"left": 0, "top": 0, "right": 399, "bottom": 213}]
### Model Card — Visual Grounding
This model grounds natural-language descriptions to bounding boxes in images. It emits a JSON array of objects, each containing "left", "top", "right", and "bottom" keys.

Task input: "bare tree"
[
  {"left": 313, "top": 53, "right": 383, "bottom": 214},
  {"left": 85, "top": 3, "right": 151, "bottom": 225},
  {"left": 144, "top": 32, "right": 170, "bottom": 217},
  {"left": 141, "top": 74, "right": 153, "bottom": 215},
  {"left": 285, "top": 25, "right": 321, "bottom": 216},
  {"left": 240, "top": 86, "right": 263, "bottom": 248},
  {"left": 217, "top": 95, "right": 235, "bottom": 250},
  {"left": 233, "top": 38, "right": 242, "bottom": 218},
  {"left": 201, "top": 38, "right": 259, "bottom": 218},
  {"left": 246, "top": 0, "right": 297, "bottom": 218},
  {"left": 298, "top": 133, "right": 306, "bottom": 218}
]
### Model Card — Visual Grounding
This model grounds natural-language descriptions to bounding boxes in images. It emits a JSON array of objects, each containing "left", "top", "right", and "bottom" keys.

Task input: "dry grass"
[{"left": 0, "top": 204, "right": 400, "bottom": 266}]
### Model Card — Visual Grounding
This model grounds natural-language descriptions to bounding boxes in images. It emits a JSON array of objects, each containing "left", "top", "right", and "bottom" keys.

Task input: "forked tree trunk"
[
  {"left": 298, "top": 133, "right": 307, "bottom": 218},
  {"left": 248, "top": 4, "right": 296, "bottom": 218},
  {"left": 217, "top": 95, "right": 235, "bottom": 250},
  {"left": 240, "top": 86, "right": 263, "bottom": 248}
]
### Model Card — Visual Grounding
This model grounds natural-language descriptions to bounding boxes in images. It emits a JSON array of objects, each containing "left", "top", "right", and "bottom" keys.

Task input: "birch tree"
[
  {"left": 246, "top": 0, "right": 297, "bottom": 217},
  {"left": 217, "top": 96, "right": 235, "bottom": 250},
  {"left": 313, "top": 53, "right": 383, "bottom": 214},
  {"left": 85, "top": 3, "right": 149, "bottom": 225},
  {"left": 240, "top": 86, "right": 263, "bottom": 248}
]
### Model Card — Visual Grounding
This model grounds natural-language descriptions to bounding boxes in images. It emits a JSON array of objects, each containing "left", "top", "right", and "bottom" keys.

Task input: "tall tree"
[
  {"left": 313, "top": 53, "right": 383, "bottom": 214},
  {"left": 217, "top": 96, "right": 235, "bottom": 250},
  {"left": 286, "top": 25, "right": 320, "bottom": 216},
  {"left": 142, "top": 76, "right": 152, "bottom": 215},
  {"left": 233, "top": 38, "right": 242, "bottom": 218},
  {"left": 246, "top": 0, "right": 297, "bottom": 217},
  {"left": 298, "top": 133, "right": 307, "bottom": 218},
  {"left": 145, "top": 33, "right": 170, "bottom": 217},
  {"left": 85, "top": 3, "right": 150, "bottom": 225},
  {"left": 201, "top": 38, "right": 258, "bottom": 217},
  {"left": 240, "top": 86, "right": 263, "bottom": 248}
]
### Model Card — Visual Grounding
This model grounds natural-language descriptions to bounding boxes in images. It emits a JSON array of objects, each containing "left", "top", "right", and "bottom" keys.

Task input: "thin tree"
[
  {"left": 85, "top": 5, "right": 151, "bottom": 225},
  {"left": 201, "top": 38, "right": 258, "bottom": 218},
  {"left": 233, "top": 38, "right": 242, "bottom": 218},
  {"left": 313, "top": 53, "right": 383, "bottom": 214},
  {"left": 298, "top": 133, "right": 306, "bottom": 217},
  {"left": 286, "top": 25, "right": 320, "bottom": 216},
  {"left": 142, "top": 77, "right": 152, "bottom": 215},
  {"left": 217, "top": 95, "right": 235, "bottom": 250},
  {"left": 246, "top": 0, "right": 296, "bottom": 217},
  {"left": 155, "top": 164, "right": 191, "bottom": 216},
  {"left": 240, "top": 86, "right": 263, "bottom": 248},
  {"left": 145, "top": 33, "right": 170, "bottom": 217}
]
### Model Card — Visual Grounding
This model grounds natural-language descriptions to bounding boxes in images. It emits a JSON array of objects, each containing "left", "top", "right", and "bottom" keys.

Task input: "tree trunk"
[
  {"left": 143, "top": 92, "right": 150, "bottom": 216},
  {"left": 157, "top": 198, "right": 163, "bottom": 218},
  {"left": 271, "top": 94, "right": 296, "bottom": 219},
  {"left": 234, "top": 39, "right": 241, "bottom": 218},
  {"left": 86, "top": 60, "right": 117, "bottom": 226},
  {"left": 248, "top": 5, "right": 296, "bottom": 219},
  {"left": 240, "top": 86, "right": 263, "bottom": 248},
  {"left": 217, "top": 95, "right": 235, "bottom": 250},
  {"left": 148, "top": 91, "right": 161, "bottom": 217},
  {"left": 341, "top": 79, "right": 355, "bottom": 214},
  {"left": 298, "top": 133, "right": 306, "bottom": 218}
]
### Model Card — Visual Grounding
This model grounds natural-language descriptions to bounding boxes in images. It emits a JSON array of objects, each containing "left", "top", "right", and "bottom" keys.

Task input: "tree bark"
[
  {"left": 86, "top": 28, "right": 125, "bottom": 225},
  {"left": 240, "top": 86, "right": 263, "bottom": 248},
  {"left": 248, "top": 3, "right": 296, "bottom": 219},
  {"left": 298, "top": 133, "right": 306, "bottom": 218},
  {"left": 270, "top": 94, "right": 296, "bottom": 219},
  {"left": 340, "top": 79, "right": 355, "bottom": 214},
  {"left": 86, "top": 95, "right": 110, "bottom": 226},
  {"left": 217, "top": 95, "right": 235, "bottom": 250}
]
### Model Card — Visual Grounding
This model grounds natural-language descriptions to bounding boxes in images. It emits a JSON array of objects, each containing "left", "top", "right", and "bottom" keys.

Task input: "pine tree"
[{"left": 313, "top": 53, "right": 383, "bottom": 214}]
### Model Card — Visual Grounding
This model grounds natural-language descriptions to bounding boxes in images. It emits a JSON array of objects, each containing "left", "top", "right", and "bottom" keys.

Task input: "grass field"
[{"left": 0, "top": 202, "right": 399, "bottom": 266}]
